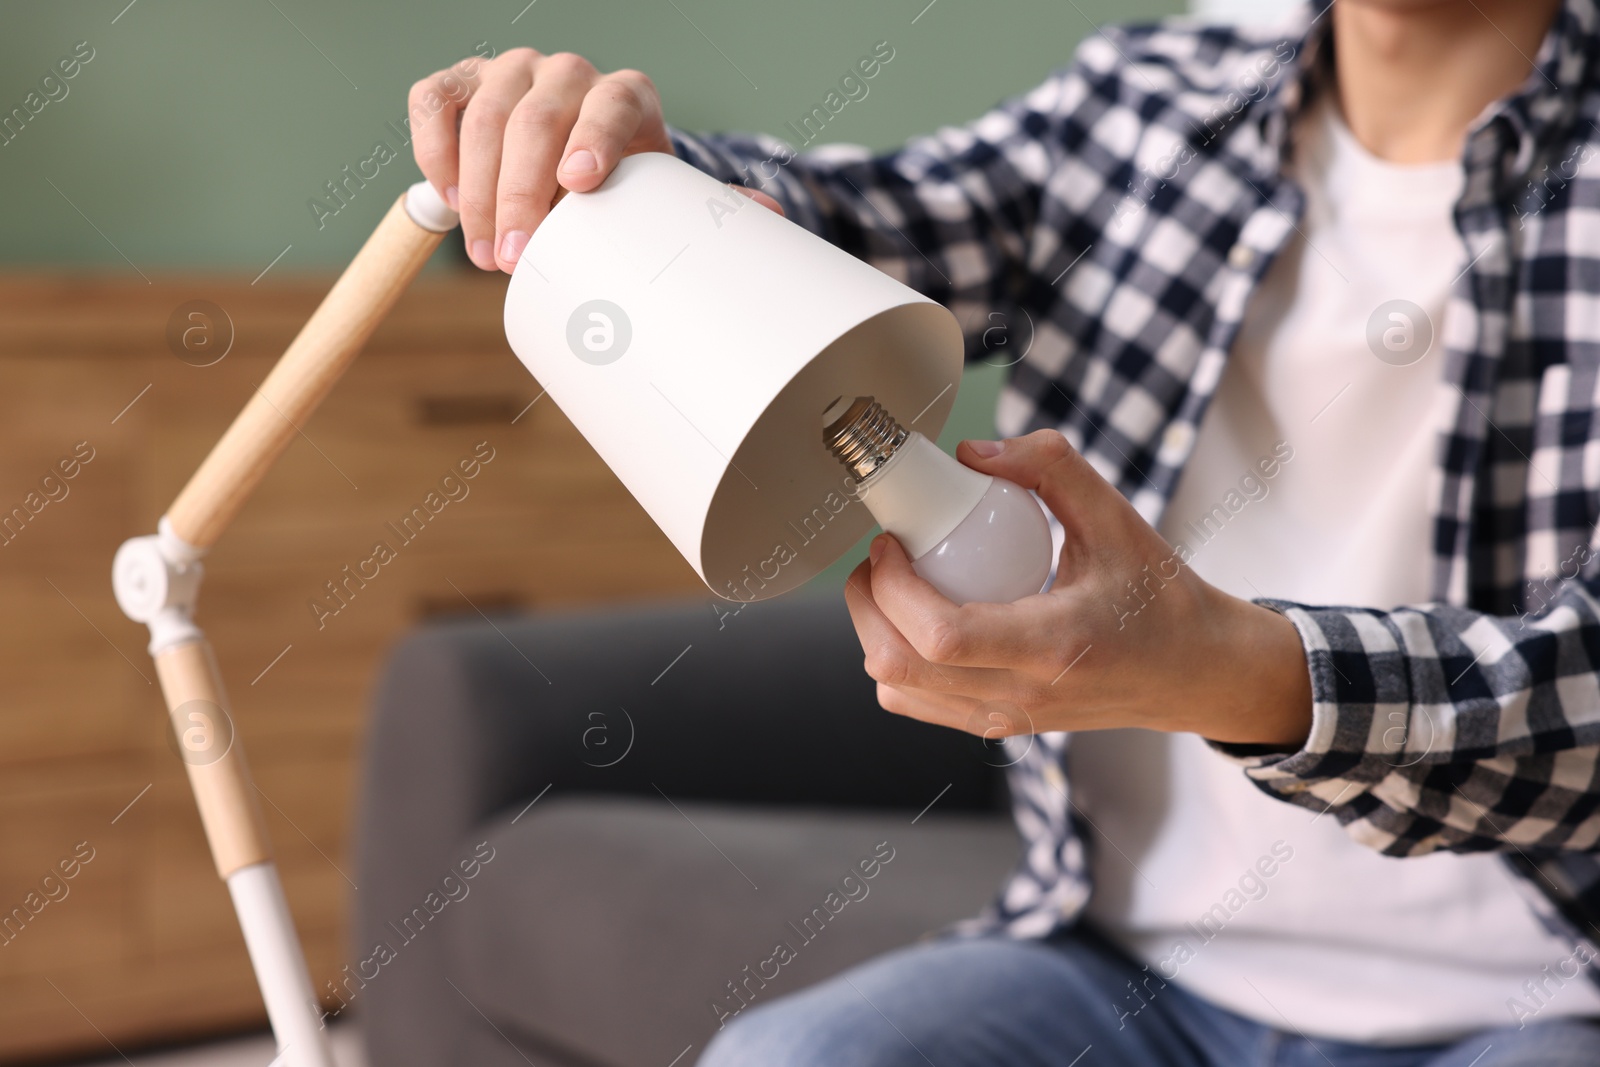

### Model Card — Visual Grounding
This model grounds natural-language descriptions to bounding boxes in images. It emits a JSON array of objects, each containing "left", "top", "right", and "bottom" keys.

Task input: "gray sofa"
[{"left": 352, "top": 592, "right": 1021, "bottom": 1067}]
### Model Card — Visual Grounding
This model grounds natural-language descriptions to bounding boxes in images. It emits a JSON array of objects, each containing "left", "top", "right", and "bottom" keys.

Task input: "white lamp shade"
[{"left": 504, "top": 152, "right": 963, "bottom": 601}]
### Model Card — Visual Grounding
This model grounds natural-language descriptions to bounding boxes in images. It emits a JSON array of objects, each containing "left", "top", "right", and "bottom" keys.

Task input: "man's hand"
[
  {"left": 409, "top": 49, "right": 781, "bottom": 273},
  {"left": 843, "top": 430, "right": 1313, "bottom": 748}
]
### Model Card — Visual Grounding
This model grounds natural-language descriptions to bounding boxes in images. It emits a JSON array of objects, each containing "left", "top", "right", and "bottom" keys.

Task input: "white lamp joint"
[{"left": 112, "top": 515, "right": 208, "bottom": 654}]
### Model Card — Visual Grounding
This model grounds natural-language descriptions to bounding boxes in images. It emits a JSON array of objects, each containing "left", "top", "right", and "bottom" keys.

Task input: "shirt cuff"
[{"left": 1206, "top": 599, "right": 1413, "bottom": 793}]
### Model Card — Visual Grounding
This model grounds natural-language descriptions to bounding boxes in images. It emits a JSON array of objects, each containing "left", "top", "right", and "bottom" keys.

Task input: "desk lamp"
[{"left": 110, "top": 152, "right": 1043, "bottom": 1066}]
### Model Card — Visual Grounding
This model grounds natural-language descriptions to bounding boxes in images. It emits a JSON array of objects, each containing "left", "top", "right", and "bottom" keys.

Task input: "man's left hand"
[{"left": 842, "top": 430, "right": 1313, "bottom": 748}]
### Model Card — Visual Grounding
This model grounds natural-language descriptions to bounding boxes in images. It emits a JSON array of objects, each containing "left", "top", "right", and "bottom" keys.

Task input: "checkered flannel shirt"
[{"left": 671, "top": 0, "right": 1600, "bottom": 961}]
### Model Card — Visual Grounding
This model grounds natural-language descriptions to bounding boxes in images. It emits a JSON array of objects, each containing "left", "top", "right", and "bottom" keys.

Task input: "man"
[{"left": 408, "top": 0, "right": 1600, "bottom": 1062}]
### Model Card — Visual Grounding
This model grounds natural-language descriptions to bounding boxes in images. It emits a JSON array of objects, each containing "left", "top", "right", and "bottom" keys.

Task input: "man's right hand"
[
  {"left": 409, "top": 48, "right": 780, "bottom": 275},
  {"left": 409, "top": 49, "right": 672, "bottom": 273}
]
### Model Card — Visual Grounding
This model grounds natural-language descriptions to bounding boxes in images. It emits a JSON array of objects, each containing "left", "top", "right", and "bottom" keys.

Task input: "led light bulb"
[{"left": 823, "top": 396, "right": 1052, "bottom": 604}]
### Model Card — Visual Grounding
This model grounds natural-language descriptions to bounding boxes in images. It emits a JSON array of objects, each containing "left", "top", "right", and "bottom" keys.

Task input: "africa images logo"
[
  {"left": 567, "top": 299, "right": 632, "bottom": 365},
  {"left": 1365, "top": 299, "right": 1433, "bottom": 367}
]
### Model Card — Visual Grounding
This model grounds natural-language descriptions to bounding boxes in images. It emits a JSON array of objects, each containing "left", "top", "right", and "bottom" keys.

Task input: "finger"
[
  {"left": 458, "top": 49, "right": 536, "bottom": 270},
  {"left": 556, "top": 69, "right": 659, "bottom": 192},
  {"left": 875, "top": 681, "right": 979, "bottom": 731},
  {"left": 845, "top": 556, "right": 1019, "bottom": 697},
  {"left": 966, "top": 700, "right": 1037, "bottom": 741},
  {"left": 408, "top": 56, "right": 486, "bottom": 209},
  {"left": 495, "top": 52, "right": 595, "bottom": 271},
  {"left": 867, "top": 534, "right": 1044, "bottom": 668},
  {"left": 731, "top": 184, "right": 785, "bottom": 216},
  {"left": 845, "top": 561, "right": 955, "bottom": 693},
  {"left": 955, "top": 431, "right": 1113, "bottom": 537}
]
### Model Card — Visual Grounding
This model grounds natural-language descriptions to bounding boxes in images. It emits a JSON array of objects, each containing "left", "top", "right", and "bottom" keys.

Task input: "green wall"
[{"left": 0, "top": 0, "right": 1178, "bottom": 271}]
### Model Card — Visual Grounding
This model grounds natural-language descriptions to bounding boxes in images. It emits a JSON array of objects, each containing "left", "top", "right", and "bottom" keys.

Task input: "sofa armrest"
[
  {"left": 356, "top": 593, "right": 1000, "bottom": 840},
  {"left": 350, "top": 592, "right": 1003, "bottom": 1062}
]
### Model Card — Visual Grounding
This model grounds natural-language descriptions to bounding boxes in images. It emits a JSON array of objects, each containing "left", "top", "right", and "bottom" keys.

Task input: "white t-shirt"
[{"left": 1068, "top": 94, "right": 1600, "bottom": 1043}]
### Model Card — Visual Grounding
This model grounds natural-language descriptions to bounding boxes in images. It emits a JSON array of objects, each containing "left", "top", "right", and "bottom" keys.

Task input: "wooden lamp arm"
[
  {"left": 167, "top": 189, "right": 455, "bottom": 551},
  {"left": 113, "top": 181, "right": 461, "bottom": 1067}
]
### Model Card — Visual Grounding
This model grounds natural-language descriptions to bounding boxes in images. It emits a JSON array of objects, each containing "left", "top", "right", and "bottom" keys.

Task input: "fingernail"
[
  {"left": 562, "top": 148, "right": 598, "bottom": 175},
  {"left": 469, "top": 239, "right": 493, "bottom": 268},
  {"left": 444, "top": 185, "right": 459, "bottom": 210},
  {"left": 869, "top": 536, "right": 886, "bottom": 564},
  {"left": 498, "top": 230, "right": 529, "bottom": 266},
  {"left": 966, "top": 439, "right": 1004, "bottom": 457}
]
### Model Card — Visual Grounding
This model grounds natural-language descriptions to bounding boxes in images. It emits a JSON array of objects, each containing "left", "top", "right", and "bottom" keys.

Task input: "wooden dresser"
[{"left": 0, "top": 271, "right": 704, "bottom": 1062}]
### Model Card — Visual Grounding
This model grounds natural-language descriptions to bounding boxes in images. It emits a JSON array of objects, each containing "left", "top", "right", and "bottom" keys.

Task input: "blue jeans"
[{"left": 696, "top": 925, "right": 1600, "bottom": 1067}]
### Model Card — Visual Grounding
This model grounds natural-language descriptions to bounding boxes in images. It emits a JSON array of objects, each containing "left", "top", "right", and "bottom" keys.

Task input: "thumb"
[
  {"left": 955, "top": 430, "right": 1103, "bottom": 526},
  {"left": 730, "top": 184, "right": 785, "bottom": 216}
]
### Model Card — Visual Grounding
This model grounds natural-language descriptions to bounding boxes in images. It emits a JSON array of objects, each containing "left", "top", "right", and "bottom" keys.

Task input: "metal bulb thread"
[{"left": 823, "top": 396, "right": 909, "bottom": 482}]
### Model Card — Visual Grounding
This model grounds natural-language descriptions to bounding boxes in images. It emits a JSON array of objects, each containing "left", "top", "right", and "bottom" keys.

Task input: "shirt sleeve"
[
  {"left": 668, "top": 64, "right": 1087, "bottom": 360},
  {"left": 1209, "top": 571, "right": 1600, "bottom": 856}
]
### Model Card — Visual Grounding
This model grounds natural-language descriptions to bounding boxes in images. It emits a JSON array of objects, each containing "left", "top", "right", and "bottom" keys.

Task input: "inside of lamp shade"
[{"left": 698, "top": 301, "right": 963, "bottom": 602}]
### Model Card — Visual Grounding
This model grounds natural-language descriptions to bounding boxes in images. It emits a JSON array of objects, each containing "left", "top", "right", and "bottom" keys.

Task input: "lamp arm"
[
  {"left": 112, "top": 181, "right": 459, "bottom": 1067},
  {"left": 169, "top": 184, "right": 457, "bottom": 550}
]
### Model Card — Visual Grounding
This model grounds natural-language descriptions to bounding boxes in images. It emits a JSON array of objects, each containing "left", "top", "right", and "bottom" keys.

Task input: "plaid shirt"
[{"left": 671, "top": 0, "right": 1600, "bottom": 965}]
